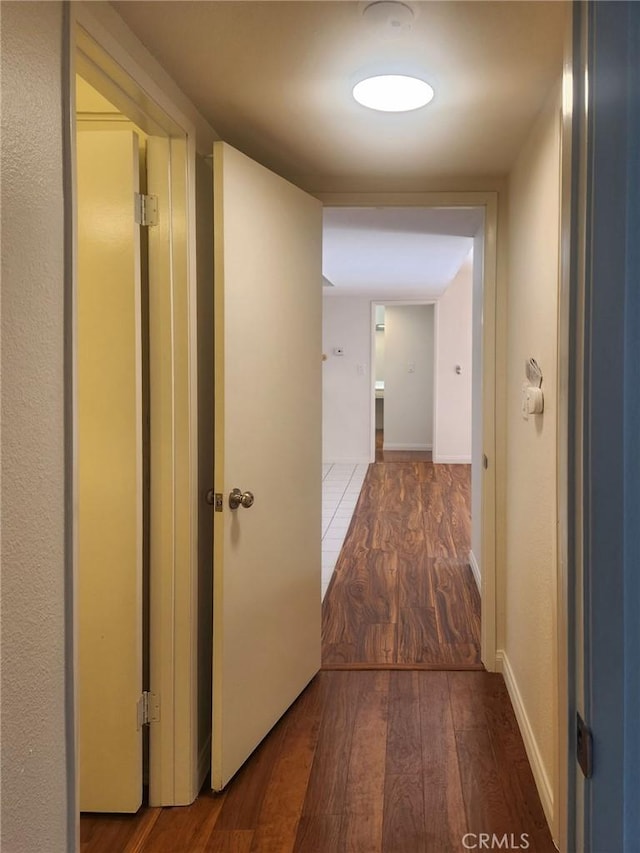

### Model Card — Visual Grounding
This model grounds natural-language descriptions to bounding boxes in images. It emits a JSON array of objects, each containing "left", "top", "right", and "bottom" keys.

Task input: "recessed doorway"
[
  {"left": 373, "top": 301, "right": 435, "bottom": 463},
  {"left": 72, "top": 15, "right": 200, "bottom": 813},
  {"left": 320, "top": 197, "right": 496, "bottom": 670}
]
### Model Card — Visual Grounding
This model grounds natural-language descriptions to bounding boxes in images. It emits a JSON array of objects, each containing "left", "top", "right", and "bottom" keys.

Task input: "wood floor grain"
[
  {"left": 80, "top": 453, "right": 555, "bottom": 851},
  {"left": 375, "top": 429, "right": 432, "bottom": 463},
  {"left": 80, "top": 807, "right": 162, "bottom": 853},
  {"left": 322, "top": 459, "right": 481, "bottom": 668},
  {"left": 81, "top": 671, "right": 554, "bottom": 852}
]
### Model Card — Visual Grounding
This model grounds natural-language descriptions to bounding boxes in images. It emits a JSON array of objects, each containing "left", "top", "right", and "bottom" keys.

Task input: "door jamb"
[
  {"left": 555, "top": 6, "right": 582, "bottom": 848},
  {"left": 318, "top": 191, "right": 498, "bottom": 672},
  {"left": 70, "top": 6, "right": 201, "bottom": 811}
]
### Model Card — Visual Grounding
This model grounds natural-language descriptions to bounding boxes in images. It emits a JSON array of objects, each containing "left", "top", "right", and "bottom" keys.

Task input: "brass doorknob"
[{"left": 229, "top": 488, "right": 255, "bottom": 510}]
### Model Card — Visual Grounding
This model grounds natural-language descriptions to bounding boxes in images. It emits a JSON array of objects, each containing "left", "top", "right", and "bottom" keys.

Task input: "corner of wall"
[
  {"left": 75, "top": 1, "right": 220, "bottom": 154},
  {"left": 496, "top": 650, "right": 555, "bottom": 834}
]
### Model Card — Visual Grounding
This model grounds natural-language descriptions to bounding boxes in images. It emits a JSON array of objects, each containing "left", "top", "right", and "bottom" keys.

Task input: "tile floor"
[{"left": 321, "top": 461, "right": 369, "bottom": 600}]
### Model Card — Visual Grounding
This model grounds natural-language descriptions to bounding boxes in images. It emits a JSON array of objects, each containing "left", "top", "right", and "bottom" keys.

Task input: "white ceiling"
[
  {"left": 112, "top": 1, "right": 567, "bottom": 189},
  {"left": 323, "top": 206, "right": 479, "bottom": 298},
  {"left": 111, "top": 1, "right": 565, "bottom": 299}
]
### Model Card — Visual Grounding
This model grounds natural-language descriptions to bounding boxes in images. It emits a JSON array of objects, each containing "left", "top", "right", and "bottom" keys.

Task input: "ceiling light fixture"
[
  {"left": 352, "top": 74, "right": 434, "bottom": 112},
  {"left": 361, "top": 1, "right": 415, "bottom": 39}
]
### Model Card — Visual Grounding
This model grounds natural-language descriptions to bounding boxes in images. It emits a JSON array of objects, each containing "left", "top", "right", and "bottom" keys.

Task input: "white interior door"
[
  {"left": 77, "top": 129, "right": 143, "bottom": 812},
  {"left": 211, "top": 142, "right": 323, "bottom": 790}
]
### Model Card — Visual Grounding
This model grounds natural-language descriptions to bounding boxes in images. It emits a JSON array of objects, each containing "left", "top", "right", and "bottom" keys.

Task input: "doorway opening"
[
  {"left": 72, "top": 15, "right": 200, "bottom": 816},
  {"left": 320, "top": 199, "right": 495, "bottom": 669},
  {"left": 372, "top": 301, "right": 435, "bottom": 463},
  {"left": 75, "top": 72, "right": 151, "bottom": 813}
]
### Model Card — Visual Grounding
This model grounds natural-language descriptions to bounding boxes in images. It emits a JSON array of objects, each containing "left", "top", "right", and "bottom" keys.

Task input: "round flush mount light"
[{"left": 352, "top": 74, "right": 434, "bottom": 112}]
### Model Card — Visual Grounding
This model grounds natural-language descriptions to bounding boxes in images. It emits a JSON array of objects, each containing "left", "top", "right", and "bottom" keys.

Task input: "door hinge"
[
  {"left": 137, "top": 691, "right": 160, "bottom": 729},
  {"left": 576, "top": 712, "right": 593, "bottom": 778},
  {"left": 134, "top": 193, "right": 159, "bottom": 227},
  {"left": 483, "top": 453, "right": 489, "bottom": 470}
]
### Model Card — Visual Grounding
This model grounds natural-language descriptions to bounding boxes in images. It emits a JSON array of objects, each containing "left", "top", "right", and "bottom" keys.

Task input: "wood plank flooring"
[
  {"left": 375, "top": 429, "right": 432, "bottom": 463},
  {"left": 80, "top": 452, "right": 555, "bottom": 852},
  {"left": 81, "top": 671, "right": 554, "bottom": 852},
  {"left": 322, "top": 458, "right": 481, "bottom": 668}
]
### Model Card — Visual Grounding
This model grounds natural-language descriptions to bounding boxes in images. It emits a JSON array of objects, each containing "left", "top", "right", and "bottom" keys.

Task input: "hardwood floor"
[
  {"left": 81, "top": 671, "right": 554, "bottom": 852},
  {"left": 375, "top": 429, "right": 432, "bottom": 463},
  {"left": 80, "top": 453, "right": 555, "bottom": 851},
  {"left": 322, "top": 457, "right": 481, "bottom": 668}
]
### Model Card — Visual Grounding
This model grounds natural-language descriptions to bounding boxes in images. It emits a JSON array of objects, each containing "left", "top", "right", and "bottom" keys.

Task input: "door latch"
[{"left": 206, "top": 490, "right": 224, "bottom": 512}]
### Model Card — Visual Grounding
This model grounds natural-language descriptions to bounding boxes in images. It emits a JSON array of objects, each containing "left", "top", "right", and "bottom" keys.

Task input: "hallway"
[
  {"left": 81, "top": 669, "right": 553, "bottom": 852},
  {"left": 81, "top": 457, "right": 553, "bottom": 852},
  {"left": 322, "top": 458, "right": 480, "bottom": 669}
]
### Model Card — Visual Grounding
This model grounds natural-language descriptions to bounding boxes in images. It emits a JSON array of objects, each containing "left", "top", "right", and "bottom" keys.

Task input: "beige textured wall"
[
  {"left": 503, "top": 84, "right": 561, "bottom": 820},
  {"left": 0, "top": 2, "right": 73, "bottom": 850}
]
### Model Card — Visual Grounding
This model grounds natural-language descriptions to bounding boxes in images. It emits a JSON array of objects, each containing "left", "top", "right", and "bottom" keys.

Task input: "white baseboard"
[
  {"left": 382, "top": 443, "right": 432, "bottom": 451},
  {"left": 433, "top": 454, "right": 472, "bottom": 464},
  {"left": 323, "top": 457, "right": 371, "bottom": 466},
  {"left": 197, "top": 734, "right": 211, "bottom": 791},
  {"left": 495, "top": 650, "right": 554, "bottom": 831},
  {"left": 468, "top": 550, "right": 481, "bottom": 592}
]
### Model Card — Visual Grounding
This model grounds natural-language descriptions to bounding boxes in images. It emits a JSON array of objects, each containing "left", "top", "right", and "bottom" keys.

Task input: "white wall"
[
  {"left": 322, "top": 296, "right": 372, "bottom": 463},
  {"left": 375, "top": 330, "right": 385, "bottom": 382},
  {"left": 1, "top": 3, "right": 72, "bottom": 850},
  {"left": 323, "top": 292, "right": 475, "bottom": 462},
  {"left": 434, "top": 253, "right": 473, "bottom": 463},
  {"left": 471, "top": 229, "right": 485, "bottom": 580},
  {"left": 384, "top": 305, "right": 434, "bottom": 450},
  {"left": 374, "top": 323, "right": 385, "bottom": 430},
  {"left": 501, "top": 84, "right": 561, "bottom": 827}
]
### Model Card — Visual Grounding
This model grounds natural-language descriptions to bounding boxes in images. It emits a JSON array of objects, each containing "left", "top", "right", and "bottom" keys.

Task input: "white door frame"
[
  {"left": 70, "top": 5, "right": 201, "bottom": 809},
  {"left": 318, "top": 192, "right": 498, "bottom": 671},
  {"left": 369, "top": 299, "right": 437, "bottom": 461}
]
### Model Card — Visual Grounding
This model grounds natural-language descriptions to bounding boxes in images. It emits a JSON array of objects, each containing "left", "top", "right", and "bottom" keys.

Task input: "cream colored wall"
[
  {"left": 0, "top": 2, "right": 72, "bottom": 850},
  {"left": 501, "top": 84, "right": 561, "bottom": 828},
  {"left": 434, "top": 253, "right": 473, "bottom": 463},
  {"left": 384, "top": 305, "right": 435, "bottom": 450}
]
